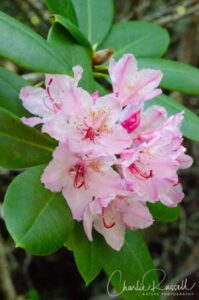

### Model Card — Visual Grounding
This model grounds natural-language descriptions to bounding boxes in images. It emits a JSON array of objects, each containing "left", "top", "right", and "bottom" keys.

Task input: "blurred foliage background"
[{"left": 0, "top": 0, "right": 199, "bottom": 299}]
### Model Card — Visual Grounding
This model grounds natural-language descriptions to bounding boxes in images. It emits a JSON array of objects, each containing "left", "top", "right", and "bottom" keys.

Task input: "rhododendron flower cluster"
[{"left": 19, "top": 54, "right": 193, "bottom": 251}]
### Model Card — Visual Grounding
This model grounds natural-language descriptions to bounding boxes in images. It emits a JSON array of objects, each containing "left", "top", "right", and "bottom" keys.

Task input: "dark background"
[{"left": 0, "top": 1, "right": 199, "bottom": 299}]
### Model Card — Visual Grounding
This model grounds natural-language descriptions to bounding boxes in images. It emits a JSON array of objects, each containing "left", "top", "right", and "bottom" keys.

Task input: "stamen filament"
[
  {"left": 129, "top": 163, "right": 153, "bottom": 180},
  {"left": 102, "top": 207, "right": 116, "bottom": 229}
]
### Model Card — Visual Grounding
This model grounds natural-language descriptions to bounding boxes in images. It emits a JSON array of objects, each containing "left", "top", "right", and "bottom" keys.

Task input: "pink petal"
[
  {"left": 132, "top": 105, "right": 167, "bottom": 140},
  {"left": 109, "top": 54, "right": 137, "bottom": 101},
  {"left": 120, "top": 197, "right": 154, "bottom": 229},
  {"left": 41, "top": 160, "right": 67, "bottom": 192},
  {"left": 123, "top": 69, "right": 163, "bottom": 105},
  {"left": 63, "top": 182, "right": 93, "bottom": 221},
  {"left": 83, "top": 206, "right": 95, "bottom": 241},
  {"left": 42, "top": 112, "right": 69, "bottom": 143},
  {"left": 20, "top": 86, "right": 52, "bottom": 119},
  {"left": 62, "top": 87, "right": 93, "bottom": 116},
  {"left": 94, "top": 216, "right": 125, "bottom": 251},
  {"left": 177, "top": 153, "right": 193, "bottom": 169},
  {"left": 159, "top": 182, "right": 184, "bottom": 207},
  {"left": 21, "top": 116, "right": 42, "bottom": 127},
  {"left": 89, "top": 164, "right": 121, "bottom": 199},
  {"left": 99, "top": 125, "right": 132, "bottom": 154},
  {"left": 93, "top": 95, "right": 121, "bottom": 126},
  {"left": 72, "top": 65, "right": 83, "bottom": 85}
]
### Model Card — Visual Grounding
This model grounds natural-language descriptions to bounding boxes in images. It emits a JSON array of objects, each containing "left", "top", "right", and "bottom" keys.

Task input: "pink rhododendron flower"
[
  {"left": 109, "top": 54, "right": 163, "bottom": 106},
  {"left": 83, "top": 192, "right": 153, "bottom": 250},
  {"left": 19, "top": 66, "right": 82, "bottom": 126},
  {"left": 19, "top": 53, "right": 193, "bottom": 251},
  {"left": 41, "top": 144, "right": 121, "bottom": 220},
  {"left": 43, "top": 90, "right": 131, "bottom": 156},
  {"left": 120, "top": 113, "right": 193, "bottom": 207}
]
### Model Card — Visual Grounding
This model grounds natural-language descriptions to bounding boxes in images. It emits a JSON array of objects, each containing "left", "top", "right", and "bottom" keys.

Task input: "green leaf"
[
  {"left": 145, "top": 94, "right": 199, "bottom": 141},
  {"left": 67, "top": 223, "right": 102, "bottom": 285},
  {"left": 3, "top": 165, "right": 74, "bottom": 255},
  {"left": 100, "top": 21, "right": 170, "bottom": 58},
  {"left": 102, "top": 231, "right": 160, "bottom": 300},
  {"left": 48, "top": 24, "right": 95, "bottom": 92},
  {"left": 148, "top": 202, "right": 181, "bottom": 222},
  {"left": 0, "top": 67, "right": 29, "bottom": 117},
  {"left": 51, "top": 14, "right": 92, "bottom": 49},
  {"left": 46, "top": 0, "right": 78, "bottom": 25},
  {"left": 94, "top": 81, "right": 107, "bottom": 96},
  {"left": 0, "top": 107, "right": 56, "bottom": 168},
  {"left": 138, "top": 58, "right": 199, "bottom": 94},
  {"left": 0, "top": 11, "right": 70, "bottom": 73},
  {"left": 71, "top": 0, "right": 114, "bottom": 45}
]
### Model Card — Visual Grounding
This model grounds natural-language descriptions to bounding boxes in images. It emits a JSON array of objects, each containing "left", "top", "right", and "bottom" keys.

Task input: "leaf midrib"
[
  {"left": 125, "top": 240, "right": 159, "bottom": 300},
  {"left": 87, "top": 0, "right": 92, "bottom": 42},
  {"left": 0, "top": 76, "right": 26, "bottom": 94},
  {"left": 16, "top": 193, "right": 56, "bottom": 244},
  {"left": 0, "top": 13, "right": 66, "bottom": 70},
  {"left": 139, "top": 59, "right": 199, "bottom": 84},
  {"left": 0, "top": 128, "right": 54, "bottom": 152},
  {"left": 114, "top": 31, "right": 164, "bottom": 58}
]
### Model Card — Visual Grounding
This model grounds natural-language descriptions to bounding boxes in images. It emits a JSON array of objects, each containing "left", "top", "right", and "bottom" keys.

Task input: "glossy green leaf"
[
  {"left": 148, "top": 202, "right": 181, "bottom": 222},
  {"left": 145, "top": 94, "right": 199, "bottom": 141},
  {"left": 94, "top": 81, "right": 107, "bottom": 96},
  {"left": 68, "top": 223, "right": 102, "bottom": 285},
  {"left": 0, "top": 67, "right": 29, "bottom": 117},
  {"left": 46, "top": 0, "right": 78, "bottom": 25},
  {"left": 102, "top": 231, "right": 160, "bottom": 300},
  {"left": 138, "top": 58, "right": 199, "bottom": 94},
  {"left": 51, "top": 14, "right": 91, "bottom": 49},
  {"left": 71, "top": 0, "right": 114, "bottom": 45},
  {"left": 3, "top": 165, "right": 74, "bottom": 255},
  {"left": 100, "top": 21, "right": 170, "bottom": 58},
  {"left": 0, "top": 107, "right": 56, "bottom": 168},
  {"left": 0, "top": 11, "right": 70, "bottom": 73},
  {"left": 48, "top": 24, "right": 95, "bottom": 92}
]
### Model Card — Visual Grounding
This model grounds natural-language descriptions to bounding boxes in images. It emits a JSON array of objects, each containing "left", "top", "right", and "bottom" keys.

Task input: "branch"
[
  {"left": 155, "top": 3, "right": 199, "bottom": 25},
  {"left": 0, "top": 236, "right": 17, "bottom": 300}
]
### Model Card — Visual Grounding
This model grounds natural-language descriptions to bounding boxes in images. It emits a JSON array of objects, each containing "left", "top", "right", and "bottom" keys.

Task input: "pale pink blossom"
[
  {"left": 120, "top": 113, "right": 193, "bottom": 207},
  {"left": 41, "top": 144, "right": 121, "bottom": 220},
  {"left": 109, "top": 54, "right": 163, "bottom": 106},
  {"left": 19, "top": 66, "right": 82, "bottom": 126},
  {"left": 43, "top": 90, "right": 131, "bottom": 156},
  {"left": 83, "top": 192, "right": 153, "bottom": 250},
  {"left": 18, "top": 54, "right": 193, "bottom": 249}
]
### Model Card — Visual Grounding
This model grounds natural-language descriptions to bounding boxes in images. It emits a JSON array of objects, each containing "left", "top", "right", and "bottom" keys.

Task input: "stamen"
[
  {"left": 46, "top": 87, "right": 61, "bottom": 111},
  {"left": 43, "top": 96, "right": 57, "bottom": 113},
  {"left": 69, "top": 164, "right": 87, "bottom": 189},
  {"left": 43, "top": 78, "right": 61, "bottom": 112},
  {"left": 129, "top": 163, "right": 153, "bottom": 180},
  {"left": 102, "top": 207, "right": 116, "bottom": 229},
  {"left": 83, "top": 127, "right": 96, "bottom": 141},
  {"left": 81, "top": 118, "right": 99, "bottom": 142}
]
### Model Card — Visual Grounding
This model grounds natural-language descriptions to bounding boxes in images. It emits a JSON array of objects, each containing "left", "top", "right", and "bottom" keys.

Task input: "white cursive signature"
[{"left": 107, "top": 269, "right": 196, "bottom": 297}]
